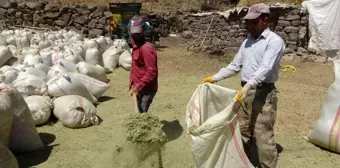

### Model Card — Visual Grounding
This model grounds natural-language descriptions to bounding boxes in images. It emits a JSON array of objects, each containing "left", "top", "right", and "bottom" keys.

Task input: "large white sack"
[
  {"left": 12, "top": 74, "right": 48, "bottom": 96},
  {"left": 85, "top": 47, "right": 102, "bottom": 66},
  {"left": 47, "top": 73, "right": 97, "bottom": 103},
  {"left": 39, "top": 47, "right": 53, "bottom": 66},
  {"left": 59, "top": 59, "right": 77, "bottom": 72},
  {"left": 53, "top": 95, "right": 99, "bottom": 128},
  {"left": 38, "top": 41, "right": 51, "bottom": 51},
  {"left": 24, "top": 54, "right": 42, "bottom": 66},
  {"left": 51, "top": 52, "right": 64, "bottom": 65},
  {"left": 0, "top": 34, "right": 7, "bottom": 46},
  {"left": 0, "top": 143, "right": 19, "bottom": 168},
  {"left": 70, "top": 43, "right": 86, "bottom": 60},
  {"left": 186, "top": 83, "right": 253, "bottom": 168},
  {"left": 96, "top": 36, "right": 109, "bottom": 51},
  {"left": 15, "top": 35, "right": 30, "bottom": 49},
  {"left": 0, "top": 66, "right": 19, "bottom": 84},
  {"left": 24, "top": 67, "right": 48, "bottom": 79},
  {"left": 113, "top": 39, "right": 129, "bottom": 50},
  {"left": 70, "top": 72, "right": 110, "bottom": 99},
  {"left": 76, "top": 62, "right": 108, "bottom": 82},
  {"left": 24, "top": 95, "right": 52, "bottom": 126},
  {"left": 105, "top": 37, "right": 114, "bottom": 46},
  {"left": 0, "top": 46, "right": 13, "bottom": 67},
  {"left": 305, "top": 59, "right": 340, "bottom": 153},
  {"left": 85, "top": 39, "right": 98, "bottom": 49},
  {"left": 0, "top": 83, "right": 44, "bottom": 153},
  {"left": 12, "top": 62, "right": 28, "bottom": 72},
  {"left": 34, "top": 63, "right": 51, "bottom": 74},
  {"left": 63, "top": 52, "right": 85, "bottom": 64},
  {"left": 47, "top": 63, "right": 68, "bottom": 79},
  {"left": 0, "top": 88, "right": 14, "bottom": 147},
  {"left": 119, "top": 49, "right": 132, "bottom": 71},
  {"left": 5, "top": 35, "right": 16, "bottom": 46},
  {"left": 103, "top": 46, "right": 124, "bottom": 70},
  {"left": 302, "top": 0, "right": 340, "bottom": 51}
]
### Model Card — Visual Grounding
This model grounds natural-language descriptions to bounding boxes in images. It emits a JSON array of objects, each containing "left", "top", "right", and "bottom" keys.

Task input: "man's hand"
[
  {"left": 236, "top": 83, "right": 252, "bottom": 101},
  {"left": 129, "top": 87, "right": 139, "bottom": 96},
  {"left": 201, "top": 76, "right": 215, "bottom": 84}
]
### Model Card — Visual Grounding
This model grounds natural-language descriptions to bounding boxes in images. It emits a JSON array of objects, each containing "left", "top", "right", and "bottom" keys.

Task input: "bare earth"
[{"left": 15, "top": 37, "right": 340, "bottom": 168}]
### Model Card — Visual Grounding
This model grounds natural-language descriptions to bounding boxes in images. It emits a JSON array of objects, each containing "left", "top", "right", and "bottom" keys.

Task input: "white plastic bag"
[
  {"left": 103, "top": 46, "right": 124, "bottom": 70},
  {"left": 47, "top": 73, "right": 97, "bottom": 103},
  {"left": 12, "top": 74, "right": 48, "bottom": 96},
  {"left": 24, "top": 95, "right": 52, "bottom": 126},
  {"left": 0, "top": 143, "right": 19, "bottom": 168},
  {"left": 119, "top": 49, "right": 132, "bottom": 71},
  {"left": 75, "top": 62, "right": 108, "bottom": 82},
  {"left": 0, "top": 66, "right": 19, "bottom": 84},
  {"left": 59, "top": 59, "right": 77, "bottom": 72},
  {"left": 85, "top": 47, "right": 102, "bottom": 66},
  {"left": 34, "top": 63, "right": 51, "bottom": 74},
  {"left": 0, "top": 46, "right": 13, "bottom": 67},
  {"left": 47, "top": 63, "right": 68, "bottom": 79},
  {"left": 0, "top": 83, "right": 44, "bottom": 153},
  {"left": 305, "top": 59, "right": 340, "bottom": 153},
  {"left": 0, "top": 88, "right": 14, "bottom": 147},
  {"left": 186, "top": 83, "right": 253, "bottom": 168},
  {"left": 23, "top": 67, "right": 48, "bottom": 81},
  {"left": 70, "top": 72, "right": 110, "bottom": 99},
  {"left": 53, "top": 95, "right": 99, "bottom": 128},
  {"left": 24, "top": 54, "right": 42, "bottom": 66}
]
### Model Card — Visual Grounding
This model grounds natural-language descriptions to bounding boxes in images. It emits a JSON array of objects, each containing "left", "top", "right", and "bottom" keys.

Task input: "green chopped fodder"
[{"left": 123, "top": 113, "right": 168, "bottom": 144}]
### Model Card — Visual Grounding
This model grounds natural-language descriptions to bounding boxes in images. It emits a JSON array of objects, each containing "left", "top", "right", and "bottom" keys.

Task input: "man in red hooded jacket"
[{"left": 128, "top": 16, "right": 158, "bottom": 113}]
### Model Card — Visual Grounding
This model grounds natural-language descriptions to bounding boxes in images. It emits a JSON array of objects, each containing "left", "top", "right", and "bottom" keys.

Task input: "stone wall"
[
  {"left": 0, "top": 1, "right": 309, "bottom": 55},
  {"left": 181, "top": 6, "right": 309, "bottom": 55}
]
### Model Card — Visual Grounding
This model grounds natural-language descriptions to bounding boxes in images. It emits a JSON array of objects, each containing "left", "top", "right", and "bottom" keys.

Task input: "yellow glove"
[
  {"left": 235, "top": 83, "right": 252, "bottom": 101},
  {"left": 201, "top": 76, "right": 215, "bottom": 84}
]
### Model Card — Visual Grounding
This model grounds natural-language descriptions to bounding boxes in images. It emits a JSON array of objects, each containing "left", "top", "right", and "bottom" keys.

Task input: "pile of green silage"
[{"left": 123, "top": 113, "right": 167, "bottom": 144}]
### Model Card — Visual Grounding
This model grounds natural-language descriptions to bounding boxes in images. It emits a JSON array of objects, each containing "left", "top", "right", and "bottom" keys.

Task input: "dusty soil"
[{"left": 14, "top": 37, "right": 340, "bottom": 168}]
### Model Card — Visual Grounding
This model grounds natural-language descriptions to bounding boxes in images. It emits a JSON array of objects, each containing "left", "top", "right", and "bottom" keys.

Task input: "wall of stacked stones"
[{"left": 181, "top": 6, "right": 309, "bottom": 55}]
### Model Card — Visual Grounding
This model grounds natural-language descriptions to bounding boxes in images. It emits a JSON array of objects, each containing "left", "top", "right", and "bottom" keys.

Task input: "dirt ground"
[{"left": 14, "top": 37, "right": 340, "bottom": 168}]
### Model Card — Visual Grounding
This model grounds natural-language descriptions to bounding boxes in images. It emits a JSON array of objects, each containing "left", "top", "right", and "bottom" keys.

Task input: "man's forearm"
[{"left": 213, "top": 67, "right": 237, "bottom": 82}]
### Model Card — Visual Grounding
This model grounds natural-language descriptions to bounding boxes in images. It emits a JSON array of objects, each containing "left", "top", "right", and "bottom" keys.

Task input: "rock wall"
[{"left": 181, "top": 6, "right": 309, "bottom": 55}]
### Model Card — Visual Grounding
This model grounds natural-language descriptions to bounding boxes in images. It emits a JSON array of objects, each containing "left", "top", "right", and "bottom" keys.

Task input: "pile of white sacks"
[{"left": 0, "top": 29, "right": 132, "bottom": 166}]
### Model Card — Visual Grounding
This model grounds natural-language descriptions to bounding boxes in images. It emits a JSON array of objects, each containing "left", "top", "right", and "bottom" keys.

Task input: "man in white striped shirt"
[{"left": 202, "top": 3, "right": 285, "bottom": 168}]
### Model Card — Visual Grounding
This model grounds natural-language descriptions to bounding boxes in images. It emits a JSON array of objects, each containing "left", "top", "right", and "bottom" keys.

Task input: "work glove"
[
  {"left": 201, "top": 76, "right": 215, "bottom": 84},
  {"left": 236, "top": 83, "right": 252, "bottom": 101}
]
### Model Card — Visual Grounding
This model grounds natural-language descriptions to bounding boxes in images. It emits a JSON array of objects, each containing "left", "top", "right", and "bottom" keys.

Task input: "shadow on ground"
[
  {"left": 161, "top": 120, "right": 183, "bottom": 142},
  {"left": 15, "top": 133, "right": 58, "bottom": 168}
]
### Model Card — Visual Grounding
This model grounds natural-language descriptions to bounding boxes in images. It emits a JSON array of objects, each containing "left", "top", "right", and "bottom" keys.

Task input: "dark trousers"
[{"left": 136, "top": 90, "right": 156, "bottom": 113}]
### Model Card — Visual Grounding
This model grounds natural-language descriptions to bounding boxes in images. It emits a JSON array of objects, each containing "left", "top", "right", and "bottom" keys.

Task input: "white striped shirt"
[{"left": 213, "top": 28, "right": 285, "bottom": 87}]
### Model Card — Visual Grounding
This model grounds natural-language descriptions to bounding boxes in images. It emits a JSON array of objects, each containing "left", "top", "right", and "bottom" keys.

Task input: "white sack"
[
  {"left": 70, "top": 43, "right": 86, "bottom": 60},
  {"left": 96, "top": 36, "right": 109, "bottom": 51},
  {"left": 0, "top": 83, "right": 44, "bottom": 153},
  {"left": 0, "top": 46, "right": 13, "bottom": 67},
  {"left": 53, "top": 95, "right": 99, "bottom": 128},
  {"left": 47, "top": 63, "right": 68, "bottom": 79},
  {"left": 34, "top": 63, "right": 51, "bottom": 74},
  {"left": 103, "top": 46, "right": 124, "bottom": 70},
  {"left": 186, "top": 83, "right": 253, "bottom": 168},
  {"left": 70, "top": 72, "right": 110, "bottom": 99},
  {"left": 38, "top": 41, "right": 51, "bottom": 51},
  {"left": 12, "top": 74, "right": 48, "bottom": 96},
  {"left": 15, "top": 35, "right": 30, "bottom": 49},
  {"left": 0, "top": 143, "right": 19, "bottom": 168},
  {"left": 24, "top": 95, "right": 52, "bottom": 126},
  {"left": 119, "top": 49, "right": 132, "bottom": 71},
  {"left": 23, "top": 67, "right": 48, "bottom": 81},
  {"left": 85, "top": 39, "right": 98, "bottom": 49},
  {"left": 0, "top": 34, "right": 7, "bottom": 46},
  {"left": 24, "top": 54, "right": 42, "bottom": 66},
  {"left": 305, "top": 59, "right": 340, "bottom": 153},
  {"left": 0, "top": 66, "right": 19, "bottom": 84},
  {"left": 85, "top": 47, "right": 102, "bottom": 66},
  {"left": 0, "top": 88, "right": 14, "bottom": 147},
  {"left": 302, "top": 0, "right": 340, "bottom": 51},
  {"left": 51, "top": 52, "right": 64, "bottom": 65},
  {"left": 63, "top": 53, "right": 84, "bottom": 64},
  {"left": 105, "top": 37, "right": 114, "bottom": 46},
  {"left": 39, "top": 48, "right": 53, "bottom": 66},
  {"left": 5, "top": 35, "right": 16, "bottom": 46},
  {"left": 47, "top": 73, "right": 97, "bottom": 103},
  {"left": 76, "top": 62, "right": 108, "bottom": 82},
  {"left": 59, "top": 59, "right": 77, "bottom": 72},
  {"left": 113, "top": 39, "right": 129, "bottom": 50}
]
